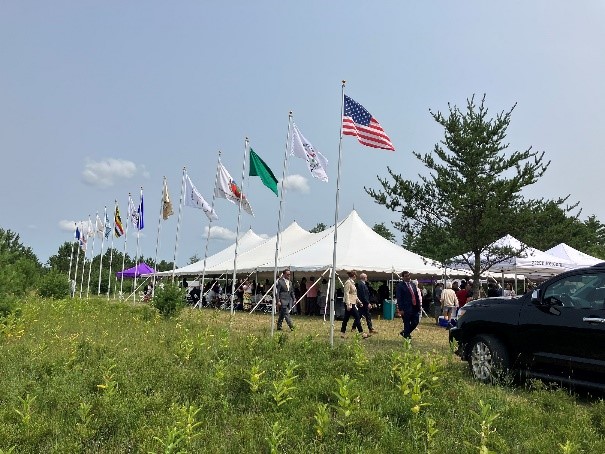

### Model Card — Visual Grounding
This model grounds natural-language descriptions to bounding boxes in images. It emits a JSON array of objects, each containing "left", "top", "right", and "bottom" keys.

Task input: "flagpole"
[
  {"left": 329, "top": 80, "right": 346, "bottom": 347},
  {"left": 153, "top": 177, "right": 166, "bottom": 293},
  {"left": 107, "top": 201, "right": 117, "bottom": 299},
  {"left": 97, "top": 207, "right": 107, "bottom": 295},
  {"left": 68, "top": 223, "right": 76, "bottom": 297},
  {"left": 73, "top": 223, "right": 81, "bottom": 298},
  {"left": 120, "top": 194, "right": 131, "bottom": 298},
  {"left": 200, "top": 152, "right": 222, "bottom": 306},
  {"left": 172, "top": 167, "right": 187, "bottom": 282},
  {"left": 133, "top": 186, "right": 143, "bottom": 302},
  {"left": 86, "top": 212, "right": 98, "bottom": 300},
  {"left": 230, "top": 138, "right": 249, "bottom": 314},
  {"left": 80, "top": 216, "right": 92, "bottom": 298},
  {"left": 271, "top": 112, "right": 293, "bottom": 336}
]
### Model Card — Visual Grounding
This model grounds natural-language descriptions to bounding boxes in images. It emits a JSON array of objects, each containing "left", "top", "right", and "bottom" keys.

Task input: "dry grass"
[{"left": 183, "top": 307, "right": 452, "bottom": 357}]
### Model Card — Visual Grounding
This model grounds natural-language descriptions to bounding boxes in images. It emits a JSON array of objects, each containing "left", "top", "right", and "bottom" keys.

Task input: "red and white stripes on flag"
[{"left": 342, "top": 95, "right": 395, "bottom": 151}]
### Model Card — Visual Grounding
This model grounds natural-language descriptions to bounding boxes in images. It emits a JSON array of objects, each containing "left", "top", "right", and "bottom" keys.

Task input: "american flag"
[{"left": 342, "top": 95, "right": 395, "bottom": 151}]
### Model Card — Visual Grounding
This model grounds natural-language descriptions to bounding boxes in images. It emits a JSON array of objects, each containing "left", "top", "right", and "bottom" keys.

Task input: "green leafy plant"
[
  {"left": 14, "top": 393, "right": 36, "bottom": 426},
  {"left": 152, "top": 426, "right": 185, "bottom": 454},
  {"left": 332, "top": 374, "right": 359, "bottom": 433},
  {"left": 0, "top": 312, "right": 26, "bottom": 339},
  {"left": 76, "top": 401, "right": 94, "bottom": 439},
  {"left": 314, "top": 403, "right": 330, "bottom": 439},
  {"left": 271, "top": 361, "right": 299, "bottom": 408},
  {"left": 96, "top": 362, "right": 118, "bottom": 397},
  {"left": 266, "top": 421, "right": 287, "bottom": 454},
  {"left": 38, "top": 270, "right": 70, "bottom": 299},
  {"left": 151, "top": 283, "right": 185, "bottom": 317},
  {"left": 244, "top": 359, "right": 266, "bottom": 393},
  {"left": 466, "top": 399, "right": 500, "bottom": 454}
]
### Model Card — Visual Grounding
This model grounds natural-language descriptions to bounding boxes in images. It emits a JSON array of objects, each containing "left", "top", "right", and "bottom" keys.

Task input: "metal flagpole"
[
  {"left": 172, "top": 168, "right": 187, "bottom": 282},
  {"left": 120, "top": 195, "right": 132, "bottom": 298},
  {"left": 152, "top": 177, "right": 167, "bottom": 293},
  {"left": 107, "top": 201, "right": 117, "bottom": 299},
  {"left": 200, "top": 152, "right": 222, "bottom": 307},
  {"left": 68, "top": 223, "right": 77, "bottom": 297},
  {"left": 74, "top": 223, "right": 82, "bottom": 298},
  {"left": 328, "top": 80, "right": 347, "bottom": 347},
  {"left": 133, "top": 187, "right": 143, "bottom": 302},
  {"left": 230, "top": 138, "right": 250, "bottom": 314},
  {"left": 80, "top": 216, "right": 91, "bottom": 298},
  {"left": 86, "top": 212, "right": 98, "bottom": 300},
  {"left": 272, "top": 112, "right": 293, "bottom": 336},
  {"left": 97, "top": 206, "right": 108, "bottom": 295}
]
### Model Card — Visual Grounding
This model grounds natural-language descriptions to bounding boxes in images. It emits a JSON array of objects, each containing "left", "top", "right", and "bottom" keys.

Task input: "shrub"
[
  {"left": 38, "top": 271, "right": 70, "bottom": 299},
  {"left": 151, "top": 283, "right": 185, "bottom": 316},
  {"left": 0, "top": 296, "right": 19, "bottom": 318}
]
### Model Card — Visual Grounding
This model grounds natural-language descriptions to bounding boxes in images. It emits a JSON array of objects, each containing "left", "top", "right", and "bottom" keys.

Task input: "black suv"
[{"left": 449, "top": 264, "right": 605, "bottom": 390}]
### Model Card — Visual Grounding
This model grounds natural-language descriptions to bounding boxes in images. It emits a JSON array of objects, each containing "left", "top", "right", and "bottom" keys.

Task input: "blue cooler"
[{"left": 383, "top": 299, "right": 396, "bottom": 320}]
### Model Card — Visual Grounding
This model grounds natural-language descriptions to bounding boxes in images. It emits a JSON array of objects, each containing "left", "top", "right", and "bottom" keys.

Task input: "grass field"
[{"left": 1, "top": 298, "right": 604, "bottom": 453}]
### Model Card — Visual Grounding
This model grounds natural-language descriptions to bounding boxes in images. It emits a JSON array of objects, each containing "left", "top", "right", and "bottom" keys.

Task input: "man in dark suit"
[
  {"left": 396, "top": 270, "right": 421, "bottom": 339},
  {"left": 276, "top": 269, "right": 295, "bottom": 331}
]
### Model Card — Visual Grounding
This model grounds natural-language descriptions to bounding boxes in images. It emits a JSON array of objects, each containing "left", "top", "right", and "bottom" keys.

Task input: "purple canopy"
[{"left": 115, "top": 262, "right": 155, "bottom": 278}]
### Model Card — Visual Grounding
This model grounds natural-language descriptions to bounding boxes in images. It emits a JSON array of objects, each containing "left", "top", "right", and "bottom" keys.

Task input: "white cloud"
[
  {"left": 204, "top": 225, "right": 236, "bottom": 241},
  {"left": 81, "top": 158, "right": 143, "bottom": 188},
  {"left": 59, "top": 220, "right": 77, "bottom": 232},
  {"left": 59, "top": 219, "right": 99, "bottom": 237},
  {"left": 281, "top": 174, "right": 309, "bottom": 193}
]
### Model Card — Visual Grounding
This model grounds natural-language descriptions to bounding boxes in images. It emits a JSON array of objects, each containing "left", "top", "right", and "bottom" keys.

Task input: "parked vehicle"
[{"left": 449, "top": 263, "right": 605, "bottom": 390}]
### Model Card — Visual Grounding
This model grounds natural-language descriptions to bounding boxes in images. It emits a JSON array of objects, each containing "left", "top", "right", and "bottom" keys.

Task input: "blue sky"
[{"left": 2, "top": 1, "right": 604, "bottom": 266}]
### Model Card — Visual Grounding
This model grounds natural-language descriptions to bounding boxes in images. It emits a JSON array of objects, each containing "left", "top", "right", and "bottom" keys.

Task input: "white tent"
[
  {"left": 163, "top": 210, "right": 444, "bottom": 277},
  {"left": 275, "top": 210, "right": 443, "bottom": 275},
  {"left": 154, "top": 228, "right": 268, "bottom": 277},
  {"left": 449, "top": 234, "right": 573, "bottom": 277},
  {"left": 204, "top": 221, "right": 317, "bottom": 274},
  {"left": 545, "top": 243, "right": 602, "bottom": 269}
]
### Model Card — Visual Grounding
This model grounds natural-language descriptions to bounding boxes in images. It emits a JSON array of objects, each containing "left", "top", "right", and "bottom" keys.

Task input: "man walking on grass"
[
  {"left": 396, "top": 270, "right": 421, "bottom": 340},
  {"left": 357, "top": 273, "right": 377, "bottom": 334},
  {"left": 276, "top": 269, "right": 295, "bottom": 331}
]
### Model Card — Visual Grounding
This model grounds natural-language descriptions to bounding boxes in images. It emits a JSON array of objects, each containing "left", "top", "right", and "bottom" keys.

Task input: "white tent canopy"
[
  {"left": 275, "top": 211, "right": 443, "bottom": 275},
  {"left": 449, "top": 234, "right": 574, "bottom": 277},
  {"left": 154, "top": 228, "right": 268, "bottom": 277},
  {"left": 545, "top": 243, "right": 602, "bottom": 269},
  {"left": 204, "top": 221, "right": 317, "bottom": 274},
  {"left": 162, "top": 210, "right": 444, "bottom": 277}
]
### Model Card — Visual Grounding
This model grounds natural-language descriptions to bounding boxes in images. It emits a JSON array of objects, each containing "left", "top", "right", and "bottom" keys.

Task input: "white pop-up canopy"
[
  {"left": 449, "top": 234, "right": 574, "bottom": 277},
  {"left": 545, "top": 243, "right": 602, "bottom": 269},
  {"left": 163, "top": 210, "right": 444, "bottom": 277}
]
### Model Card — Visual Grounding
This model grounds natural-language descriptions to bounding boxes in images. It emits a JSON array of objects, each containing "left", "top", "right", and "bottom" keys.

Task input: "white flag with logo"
[
  {"left": 290, "top": 123, "right": 328, "bottom": 182},
  {"left": 95, "top": 214, "right": 105, "bottom": 238},
  {"left": 214, "top": 162, "right": 254, "bottom": 216},
  {"left": 185, "top": 174, "right": 218, "bottom": 221}
]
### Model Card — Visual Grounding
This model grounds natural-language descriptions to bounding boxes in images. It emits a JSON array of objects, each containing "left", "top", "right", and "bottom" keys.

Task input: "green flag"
[{"left": 249, "top": 148, "right": 278, "bottom": 196}]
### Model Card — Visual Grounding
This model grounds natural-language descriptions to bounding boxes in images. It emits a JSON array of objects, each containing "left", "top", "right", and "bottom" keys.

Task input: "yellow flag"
[{"left": 162, "top": 179, "right": 174, "bottom": 220}]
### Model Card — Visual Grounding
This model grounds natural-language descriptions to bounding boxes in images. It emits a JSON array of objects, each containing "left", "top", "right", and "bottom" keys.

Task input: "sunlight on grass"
[{"left": 0, "top": 297, "right": 603, "bottom": 453}]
